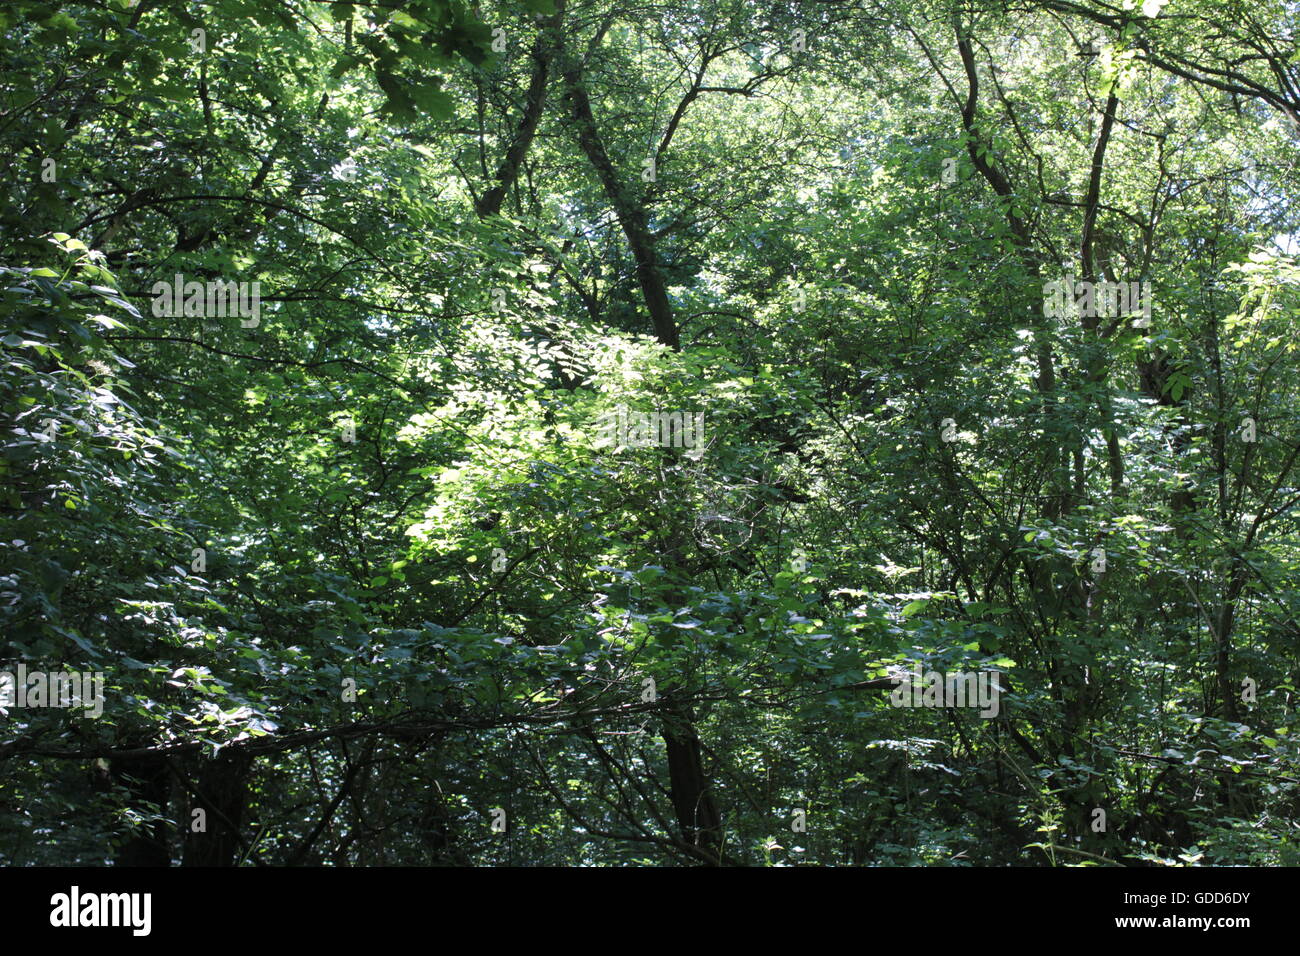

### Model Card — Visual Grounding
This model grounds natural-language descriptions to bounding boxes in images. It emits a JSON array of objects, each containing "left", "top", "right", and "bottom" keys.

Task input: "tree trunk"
[
  {"left": 660, "top": 701, "right": 723, "bottom": 861},
  {"left": 182, "top": 750, "right": 254, "bottom": 866},
  {"left": 559, "top": 48, "right": 679, "bottom": 349},
  {"left": 105, "top": 754, "right": 172, "bottom": 866},
  {"left": 475, "top": 1, "right": 565, "bottom": 218}
]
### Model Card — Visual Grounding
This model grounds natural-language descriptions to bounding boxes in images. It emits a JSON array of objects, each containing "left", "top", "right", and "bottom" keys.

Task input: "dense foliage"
[{"left": 2, "top": 0, "right": 1299, "bottom": 866}]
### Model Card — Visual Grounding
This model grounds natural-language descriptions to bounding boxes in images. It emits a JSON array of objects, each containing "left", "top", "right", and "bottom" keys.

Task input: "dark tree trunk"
[
  {"left": 660, "top": 701, "right": 722, "bottom": 861},
  {"left": 475, "top": 1, "right": 565, "bottom": 218},
  {"left": 107, "top": 754, "right": 172, "bottom": 866},
  {"left": 183, "top": 750, "right": 254, "bottom": 866},
  {"left": 560, "top": 50, "right": 679, "bottom": 349}
]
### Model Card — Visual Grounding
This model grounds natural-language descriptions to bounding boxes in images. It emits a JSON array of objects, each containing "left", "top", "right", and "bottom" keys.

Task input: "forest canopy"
[{"left": 1, "top": 0, "right": 1299, "bottom": 867}]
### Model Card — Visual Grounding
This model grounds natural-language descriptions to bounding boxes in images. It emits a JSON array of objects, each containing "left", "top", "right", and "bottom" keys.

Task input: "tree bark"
[
  {"left": 182, "top": 750, "right": 254, "bottom": 866},
  {"left": 475, "top": 1, "right": 566, "bottom": 218},
  {"left": 559, "top": 47, "right": 680, "bottom": 349},
  {"left": 104, "top": 754, "right": 172, "bottom": 866},
  {"left": 660, "top": 701, "right": 723, "bottom": 860}
]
